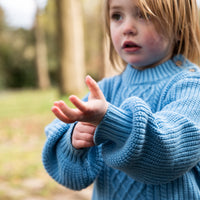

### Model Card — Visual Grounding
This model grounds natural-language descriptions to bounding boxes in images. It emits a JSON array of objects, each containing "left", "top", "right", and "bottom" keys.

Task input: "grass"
[
  {"left": 0, "top": 89, "right": 60, "bottom": 119},
  {"left": 0, "top": 89, "right": 89, "bottom": 200}
]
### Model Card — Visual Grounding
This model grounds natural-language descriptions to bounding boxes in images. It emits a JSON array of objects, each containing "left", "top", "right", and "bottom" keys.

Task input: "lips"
[{"left": 122, "top": 41, "right": 141, "bottom": 52}]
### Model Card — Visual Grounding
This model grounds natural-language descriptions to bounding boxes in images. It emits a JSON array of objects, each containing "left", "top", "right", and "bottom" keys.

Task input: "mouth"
[{"left": 122, "top": 41, "right": 141, "bottom": 52}]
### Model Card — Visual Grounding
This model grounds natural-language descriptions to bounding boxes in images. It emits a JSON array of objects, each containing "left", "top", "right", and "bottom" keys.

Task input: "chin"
[
  {"left": 128, "top": 59, "right": 159, "bottom": 70},
  {"left": 130, "top": 65, "right": 149, "bottom": 70},
  {"left": 128, "top": 61, "right": 148, "bottom": 69},
  {"left": 126, "top": 59, "right": 146, "bottom": 67}
]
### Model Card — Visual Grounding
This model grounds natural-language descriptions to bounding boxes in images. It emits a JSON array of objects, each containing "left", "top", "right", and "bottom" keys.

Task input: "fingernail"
[
  {"left": 86, "top": 75, "right": 92, "bottom": 80},
  {"left": 54, "top": 101, "right": 58, "bottom": 105}
]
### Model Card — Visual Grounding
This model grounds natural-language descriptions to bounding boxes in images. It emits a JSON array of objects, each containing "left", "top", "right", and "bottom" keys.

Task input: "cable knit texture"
[{"left": 42, "top": 55, "right": 200, "bottom": 200}]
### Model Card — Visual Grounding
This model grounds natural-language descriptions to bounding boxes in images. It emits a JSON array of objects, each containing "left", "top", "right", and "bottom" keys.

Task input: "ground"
[{"left": 0, "top": 89, "right": 92, "bottom": 200}]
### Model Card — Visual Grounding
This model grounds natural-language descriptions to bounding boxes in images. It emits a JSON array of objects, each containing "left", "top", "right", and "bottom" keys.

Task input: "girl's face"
[{"left": 109, "top": 0, "right": 174, "bottom": 69}]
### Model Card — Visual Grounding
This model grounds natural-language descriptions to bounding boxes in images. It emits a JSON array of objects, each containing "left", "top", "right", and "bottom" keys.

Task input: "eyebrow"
[
  {"left": 109, "top": 5, "right": 122, "bottom": 11},
  {"left": 109, "top": 4, "right": 139, "bottom": 12}
]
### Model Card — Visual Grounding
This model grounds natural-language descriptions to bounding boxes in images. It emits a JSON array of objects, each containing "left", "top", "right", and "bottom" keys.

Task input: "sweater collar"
[{"left": 122, "top": 55, "right": 191, "bottom": 84}]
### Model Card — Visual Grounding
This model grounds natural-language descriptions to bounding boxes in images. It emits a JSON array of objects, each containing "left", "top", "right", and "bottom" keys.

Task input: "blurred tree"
[
  {"left": 41, "top": 0, "right": 118, "bottom": 92},
  {"left": 44, "top": 0, "right": 59, "bottom": 86},
  {"left": 34, "top": 6, "right": 50, "bottom": 90},
  {"left": 0, "top": 5, "right": 37, "bottom": 89},
  {"left": 83, "top": 0, "right": 118, "bottom": 79},
  {"left": 0, "top": 4, "right": 39, "bottom": 89},
  {"left": 56, "top": 0, "right": 86, "bottom": 96},
  {"left": 0, "top": 28, "right": 37, "bottom": 89},
  {"left": 83, "top": 0, "right": 104, "bottom": 80},
  {"left": 0, "top": 7, "right": 6, "bottom": 88}
]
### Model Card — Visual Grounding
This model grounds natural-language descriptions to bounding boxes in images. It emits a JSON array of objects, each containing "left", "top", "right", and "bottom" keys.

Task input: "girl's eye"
[
  {"left": 136, "top": 10, "right": 145, "bottom": 19},
  {"left": 135, "top": 8, "right": 150, "bottom": 20},
  {"left": 111, "top": 13, "right": 123, "bottom": 21}
]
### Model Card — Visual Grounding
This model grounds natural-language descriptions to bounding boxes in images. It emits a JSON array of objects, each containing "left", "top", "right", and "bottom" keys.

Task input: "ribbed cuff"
[
  {"left": 94, "top": 103, "right": 133, "bottom": 146},
  {"left": 59, "top": 123, "right": 90, "bottom": 161}
]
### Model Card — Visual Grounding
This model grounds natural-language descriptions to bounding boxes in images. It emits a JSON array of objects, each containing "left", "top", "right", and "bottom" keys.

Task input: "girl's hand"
[
  {"left": 51, "top": 75, "right": 108, "bottom": 126},
  {"left": 72, "top": 122, "right": 96, "bottom": 149}
]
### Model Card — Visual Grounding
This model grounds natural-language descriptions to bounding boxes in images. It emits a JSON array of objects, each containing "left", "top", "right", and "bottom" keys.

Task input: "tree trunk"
[
  {"left": 56, "top": 0, "right": 85, "bottom": 96},
  {"left": 34, "top": 9, "right": 50, "bottom": 90}
]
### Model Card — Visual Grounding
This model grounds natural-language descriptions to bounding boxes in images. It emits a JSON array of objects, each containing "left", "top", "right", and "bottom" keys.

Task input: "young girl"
[{"left": 42, "top": 0, "right": 200, "bottom": 199}]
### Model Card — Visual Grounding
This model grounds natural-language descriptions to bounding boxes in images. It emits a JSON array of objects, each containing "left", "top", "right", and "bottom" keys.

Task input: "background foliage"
[
  {"left": 0, "top": 1, "right": 102, "bottom": 199},
  {"left": 0, "top": 0, "right": 106, "bottom": 90}
]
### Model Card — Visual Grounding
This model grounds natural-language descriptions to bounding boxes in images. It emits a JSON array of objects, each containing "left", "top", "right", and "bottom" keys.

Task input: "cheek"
[
  {"left": 144, "top": 31, "right": 169, "bottom": 52},
  {"left": 110, "top": 34, "right": 120, "bottom": 54},
  {"left": 110, "top": 26, "right": 121, "bottom": 48},
  {"left": 144, "top": 31, "right": 159, "bottom": 47}
]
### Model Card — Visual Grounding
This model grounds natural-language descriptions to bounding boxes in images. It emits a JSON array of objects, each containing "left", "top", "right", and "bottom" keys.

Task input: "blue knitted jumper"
[{"left": 42, "top": 55, "right": 200, "bottom": 200}]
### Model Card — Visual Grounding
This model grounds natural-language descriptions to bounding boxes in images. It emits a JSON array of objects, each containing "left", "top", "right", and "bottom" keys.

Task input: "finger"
[
  {"left": 79, "top": 122, "right": 96, "bottom": 128},
  {"left": 69, "top": 95, "right": 88, "bottom": 113},
  {"left": 85, "top": 75, "right": 105, "bottom": 99},
  {"left": 74, "top": 133, "right": 94, "bottom": 142},
  {"left": 75, "top": 122, "right": 96, "bottom": 134},
  {"left": 51, "top": 106, "right": 75, "bottom": 123},
  {"left": 73, "top": 140, "right": 95, "bottom": 149},
  {"left": 56, "top": 100, "right": 82, "bottom": 121}
]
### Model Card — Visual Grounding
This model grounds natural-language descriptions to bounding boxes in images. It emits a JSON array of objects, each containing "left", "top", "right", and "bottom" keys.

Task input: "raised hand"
[{"left": 51, "top": 75, "right": 108, "bottom": 126}]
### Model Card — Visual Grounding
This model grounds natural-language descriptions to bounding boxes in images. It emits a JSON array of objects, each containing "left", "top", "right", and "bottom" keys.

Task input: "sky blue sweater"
[{"left": 42, "top": 55, "right": 200, "bottom": 200}]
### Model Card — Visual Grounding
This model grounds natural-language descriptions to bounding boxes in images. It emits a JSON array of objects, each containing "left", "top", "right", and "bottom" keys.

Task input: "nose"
[{"left": 123, "top": 17, "right": 137, "bottom": 36}]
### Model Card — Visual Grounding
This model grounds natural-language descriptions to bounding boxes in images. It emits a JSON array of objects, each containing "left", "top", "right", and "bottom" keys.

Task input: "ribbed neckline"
[{"left": 122, "top": 55, "right": 192, "bottom": 84}]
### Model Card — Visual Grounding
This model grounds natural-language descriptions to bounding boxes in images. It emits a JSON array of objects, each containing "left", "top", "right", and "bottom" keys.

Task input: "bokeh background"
[{"left": 0, "top": 0, "right": 200, "bottom": 199}]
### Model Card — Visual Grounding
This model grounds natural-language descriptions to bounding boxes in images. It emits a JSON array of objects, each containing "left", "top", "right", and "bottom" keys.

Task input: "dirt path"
[{"left": 0, "top": 178, "right": 92, "bottom": 200}]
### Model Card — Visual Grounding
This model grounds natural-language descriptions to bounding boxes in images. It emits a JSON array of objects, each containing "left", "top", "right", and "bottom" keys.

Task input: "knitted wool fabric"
[{"left": 42, "top": 55, "right": 200, "bottom": 200}]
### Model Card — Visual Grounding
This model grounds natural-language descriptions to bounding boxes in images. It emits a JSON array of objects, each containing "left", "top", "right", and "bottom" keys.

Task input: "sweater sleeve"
[
  {"left": 42, "top": 118, "right": 104, "bottom": 190},
  {"left": 42, "top": 77, "right": 113, "bottom": 189},
  {"left": 41, "top": 78, "right": 115, "bottom": 190},
  {"left": 94, "top": 73, "right": 200, "bottom": 185}
]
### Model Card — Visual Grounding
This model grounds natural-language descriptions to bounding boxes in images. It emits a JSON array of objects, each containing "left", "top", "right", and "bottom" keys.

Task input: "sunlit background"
[
  {"left": 0, "top": 1, "right": 200, "bottom": 200},
  {"left": 0, "top": 0, "right": 101, "bottom": 199},
  {"left": 0, "top": 0, "right": 47, "bottom": 29},
  {"left": 0, "top": 0, "right": 200, "bottom": 30}
]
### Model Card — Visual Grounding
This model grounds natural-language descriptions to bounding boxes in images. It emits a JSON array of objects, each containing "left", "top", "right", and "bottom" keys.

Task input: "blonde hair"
[{"left": 104, "top": 0, "right": 200, "bottom": 68}]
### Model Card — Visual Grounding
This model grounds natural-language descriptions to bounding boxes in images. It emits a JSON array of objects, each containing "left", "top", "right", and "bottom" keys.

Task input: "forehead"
[
  {"left": 108, "top": 0, "right": 143, "bottom": 13},
  {"left": 109, "top": 0, "right": 138, "bottom": 6}
]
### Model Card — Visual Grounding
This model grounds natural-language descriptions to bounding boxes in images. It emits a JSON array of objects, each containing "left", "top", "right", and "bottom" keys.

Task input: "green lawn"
[
  {"left": 0, "top": 89, "right": 74, "bottom": 199},
  {"left": 0, "top": 89, "right": 61, "bottom": 119}
]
